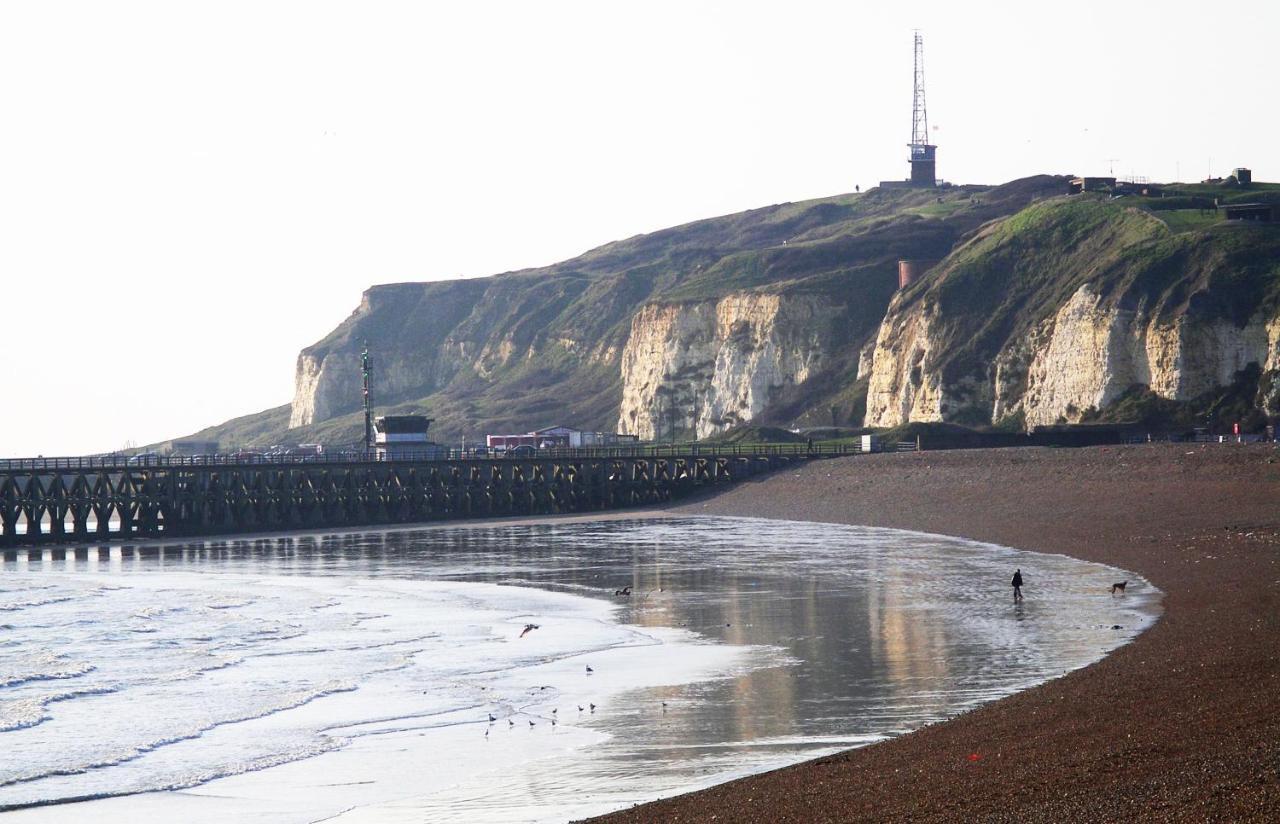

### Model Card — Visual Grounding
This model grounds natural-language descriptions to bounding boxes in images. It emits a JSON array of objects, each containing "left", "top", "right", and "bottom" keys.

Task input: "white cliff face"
[
  {"left": 289, "top": 347, "right": 460, "bottom": 429},
  {"left": 864, "top": 299, "right": 947, "bottom": 427},
  {"left": 1016, "top": 287, "right": 1140, "bottom": 426},
  {"left": 867, "top": 283, "right": 1280, "bottom": 429},
  {"left": 1016, "top": 286, "right": 1276, "bottom": 426},
  {"left": 617, "top": 293, "right": 839, "bottom": 439},
  {"left": 289, "top": 353, "right": 327, "bottom": 428}
]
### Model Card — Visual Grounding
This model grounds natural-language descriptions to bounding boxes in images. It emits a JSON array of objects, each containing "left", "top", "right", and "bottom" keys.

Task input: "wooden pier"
[{"left": 0, "top": 446, "right": 853, "bottom": 547}]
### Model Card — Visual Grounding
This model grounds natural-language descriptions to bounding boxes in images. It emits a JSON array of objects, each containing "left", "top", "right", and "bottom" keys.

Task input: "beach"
[
  {"left": 589, "top": 443, "right": 1280, "bottom": 822},
  {"left": 2, "top": 514, "right": 1154, "bottom": 821}
]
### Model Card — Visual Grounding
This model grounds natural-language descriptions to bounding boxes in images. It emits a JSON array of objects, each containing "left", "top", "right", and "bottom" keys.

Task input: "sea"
[{"left": 0, "top": 516, "right": 1160, "bottom": 822}]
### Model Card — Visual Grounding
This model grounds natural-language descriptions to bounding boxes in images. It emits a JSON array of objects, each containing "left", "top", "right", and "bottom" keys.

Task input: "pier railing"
[{"left": 0, "top": 442, "right": 862, "bottom": 472}]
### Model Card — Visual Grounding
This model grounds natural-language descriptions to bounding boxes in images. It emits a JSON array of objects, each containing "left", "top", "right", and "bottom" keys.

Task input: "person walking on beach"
[{"left": 1011, "top": 568, "right": 1024, "bottom": 602}]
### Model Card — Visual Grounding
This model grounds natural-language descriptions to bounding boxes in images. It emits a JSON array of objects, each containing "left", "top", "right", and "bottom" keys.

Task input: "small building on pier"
[{"left": 375, "top": 415, "right": 445, "bottom": 460}]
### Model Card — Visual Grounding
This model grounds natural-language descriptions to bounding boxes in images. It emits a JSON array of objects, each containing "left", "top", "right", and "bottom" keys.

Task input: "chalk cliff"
[
  {"left": 617, "top": 293, "right": 843, "bottom": 439},
  {"left": 866, "top": 197, "right": 1280, "bottom": 430},
  {"left": 195, "top": 178, "right": 1056, "bottom": 447},
  {"left": 182, "top": 176, "right": 1280, "bottom": 449}
]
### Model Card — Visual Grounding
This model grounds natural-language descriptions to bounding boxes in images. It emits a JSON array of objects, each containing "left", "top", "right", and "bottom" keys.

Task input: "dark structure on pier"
[{"left": 0, "top": 448, "right": 841, "bottom": 547}]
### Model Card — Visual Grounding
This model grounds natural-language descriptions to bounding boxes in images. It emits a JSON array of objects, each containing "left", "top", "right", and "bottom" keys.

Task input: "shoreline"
[
  {"left": 7, "top": 445, "right": 1276, "bottom": 819},
  {"left": 587, "top": 443, "right": 1280, "bottom": 822}
]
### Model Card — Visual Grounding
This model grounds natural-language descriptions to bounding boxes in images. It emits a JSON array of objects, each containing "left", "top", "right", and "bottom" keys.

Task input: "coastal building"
[
  {"left": 374, "top": 415, "right": 444, "bottom": 460},
  {"left": 169, "top": 439, "right": 219, "bottom": 456},
  {"left": 568, "top": 430, "right": 640, "bottom": 448},
  {"left": 1221, "top": 202, "right": 1278, "bottom": 223},
  {"left": 1068, "top": 176, "right": 1117, "bottom": 194},
  {"left": 485, "top": 426, "right": 639, "bottom": 451}
]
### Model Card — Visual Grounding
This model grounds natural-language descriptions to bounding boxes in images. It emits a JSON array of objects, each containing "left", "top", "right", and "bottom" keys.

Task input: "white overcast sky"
[{"left": 1, "top": 0, "right": 1276, "bottom": 456}]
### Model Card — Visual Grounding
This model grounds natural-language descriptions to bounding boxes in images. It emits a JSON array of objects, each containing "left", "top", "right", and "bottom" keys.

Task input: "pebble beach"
[{"left": 590, "top": 444, "right": 1280, "bottom": 822}]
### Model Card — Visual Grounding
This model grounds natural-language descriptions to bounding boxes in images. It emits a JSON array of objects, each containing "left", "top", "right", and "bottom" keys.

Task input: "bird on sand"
[
  {"left": 519, "top": 623, "right": 540, "bottom": 638},
  {"left": 488, "top": 713, "right": 496, "bottom": 723},
  {"left": 551, "top": 708, "right": 557, "bottom": 715},
  {"left": 585, "top": 665, "right": 593, "bottom": 674},
  {"left": 577, "top": 705, "right": 584, "bottom": 712},
  {"left": 508, "top": 719, "right": 514, "bottom": 727},
  {"left": 589, "top": 703, "right": 596, "bottom": 713},
  {"left": 529, "top": 720, "right": 536, "bottom": 728}
]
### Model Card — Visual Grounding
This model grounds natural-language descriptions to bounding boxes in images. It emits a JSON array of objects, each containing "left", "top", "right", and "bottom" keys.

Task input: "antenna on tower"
[{"left": 908, "top": 31, "right": 937, "bottom": 187}]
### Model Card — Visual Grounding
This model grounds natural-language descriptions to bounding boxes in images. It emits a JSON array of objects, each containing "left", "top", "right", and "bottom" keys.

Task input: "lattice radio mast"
[{"left": 908, "top": 31, "right": 937, "bottom": 187}]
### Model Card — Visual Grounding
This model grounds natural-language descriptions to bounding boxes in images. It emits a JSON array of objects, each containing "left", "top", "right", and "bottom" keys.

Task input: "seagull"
[
  {"left": 529, "top": 720, "right": 536, "bottom": 728},
  {"left": 589, "top": 703, "right": 596, "bottom": 713},
  {"left": 577, "top": 705, "right": 584, "bottom": 712},
  {"left": 484, "top": 728, "right": 489, "bottom": 738},
  {"left": 551, "top": 718, "right": 557, "bottom": 727},
  {"left": 551, "top": 708, "right": 557, "bottom": 715},
  {"left": 585, "top": 665, "right": 593, "bottom": 675},
  {"left": 488, "top": 713, "right": 496, "bottom": 723},
  {"left": 508, "top": 719, "right": 514, "bottom": 727},
  {"left": 519, "top": 623, "right": 540, "bottom": 638},
  {"left": 661, "top": 702, "right": 668, "bottom": 711}
]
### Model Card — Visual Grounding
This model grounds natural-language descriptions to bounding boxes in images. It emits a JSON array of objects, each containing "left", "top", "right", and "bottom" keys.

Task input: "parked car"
[
  {"left": 504, "top": 444, "right": 537, "bottom": 457},
  {"left": 232, "top": 451, "right": 264, "bottom": 463},
  {"left": 126, "top": 452, "right": 160, "bottom": 466}
]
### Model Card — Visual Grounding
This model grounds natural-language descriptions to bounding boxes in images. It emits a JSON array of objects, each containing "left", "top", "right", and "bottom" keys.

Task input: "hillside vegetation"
[
  {"left": 183, "top": 177, "right": 1067, "bottom": 448},
  {"left": 177, "top": 173, "right": 1280, "bottom": 450},
  {"left": 866, "top": 187, "right": 1280, "bottom": 432}
]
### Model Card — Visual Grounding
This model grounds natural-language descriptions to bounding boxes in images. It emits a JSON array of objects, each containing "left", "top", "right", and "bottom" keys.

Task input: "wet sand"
[{"left": 590, "top": 444, "right": 1280, "bottom": 822}]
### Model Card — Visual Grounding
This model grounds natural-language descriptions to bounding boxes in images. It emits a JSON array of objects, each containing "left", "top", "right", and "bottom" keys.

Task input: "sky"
[{"left": 2, "top": 0, "right": 1276, "bottom": 456}]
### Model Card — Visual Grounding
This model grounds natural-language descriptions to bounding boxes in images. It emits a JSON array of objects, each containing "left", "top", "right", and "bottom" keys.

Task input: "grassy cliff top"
[{"left": 894, "top": 193, "right": 1280, "bottom": 400}]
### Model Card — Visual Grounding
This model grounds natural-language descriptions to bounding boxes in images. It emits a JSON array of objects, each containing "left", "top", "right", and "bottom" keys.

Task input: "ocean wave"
[
  {"left": 0, "top": 735, "right": 340, "bottom": 813},
  {"left": 0, "top": 699, "right": 49, "bottom": 733},
  {"left": 0, "top": 653, "right": 95, "bottom": 690},
  {"left": 204, "top": 597, "right": 255, "bottom": 610},
  {"left": 0, "top": 684, "right": 123, "bottom": 734},
  {"left": 0, "top": 594, "right": 78, "bottom": 612},
  {"left": 0, "top": 679, "right": 358, "bottom": 789}
]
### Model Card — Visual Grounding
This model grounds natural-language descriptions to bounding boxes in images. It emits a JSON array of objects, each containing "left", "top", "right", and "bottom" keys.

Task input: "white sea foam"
[
  {"left": 0, "top": 517, "right": 1160, "bottom": 822},
  {"left": 0, "top": 570, "right": 745, "bottom": 815}
]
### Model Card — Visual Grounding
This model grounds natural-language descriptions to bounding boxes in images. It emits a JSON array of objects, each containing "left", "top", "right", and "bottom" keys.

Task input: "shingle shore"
[{"left": 588, "top": 444, "right": 1280, "bottom": 823}]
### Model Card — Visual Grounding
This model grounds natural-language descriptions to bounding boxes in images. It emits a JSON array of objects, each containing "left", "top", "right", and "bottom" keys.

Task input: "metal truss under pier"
[{"left": 0, "top": 449, "right": 844, "bottom": 548}]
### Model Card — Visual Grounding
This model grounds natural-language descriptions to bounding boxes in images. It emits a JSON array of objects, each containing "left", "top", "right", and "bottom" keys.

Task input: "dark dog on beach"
[{"left": 1110, "top": 581, "right": 1128, "bottom": 595}]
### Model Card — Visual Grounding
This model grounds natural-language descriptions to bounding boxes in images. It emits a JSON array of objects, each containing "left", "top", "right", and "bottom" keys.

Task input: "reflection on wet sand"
[{"left": 4, "top": 517, "right": 1157, "bottom": 819}]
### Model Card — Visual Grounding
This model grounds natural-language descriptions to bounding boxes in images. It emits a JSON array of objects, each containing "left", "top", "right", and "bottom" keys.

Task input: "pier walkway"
[{"left": 1, "top": 444, "right": 863, "bottom": 547}]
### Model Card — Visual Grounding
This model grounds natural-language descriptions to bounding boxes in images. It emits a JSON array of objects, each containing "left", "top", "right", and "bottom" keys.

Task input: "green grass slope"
[
  {"left": 179, "top": 176, "right": 1071, "bottom": 449},
  {"left": 889, "top": 192, "right": 1280, "bottom": 427}
]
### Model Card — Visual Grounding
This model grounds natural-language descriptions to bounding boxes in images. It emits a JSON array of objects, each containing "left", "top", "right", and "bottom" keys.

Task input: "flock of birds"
[
  {"left": 483, "top": 696, "right": 671, "bottom": 738},
  {"left": 484, "top": 594, "right": 669, "bottom": 738}
]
